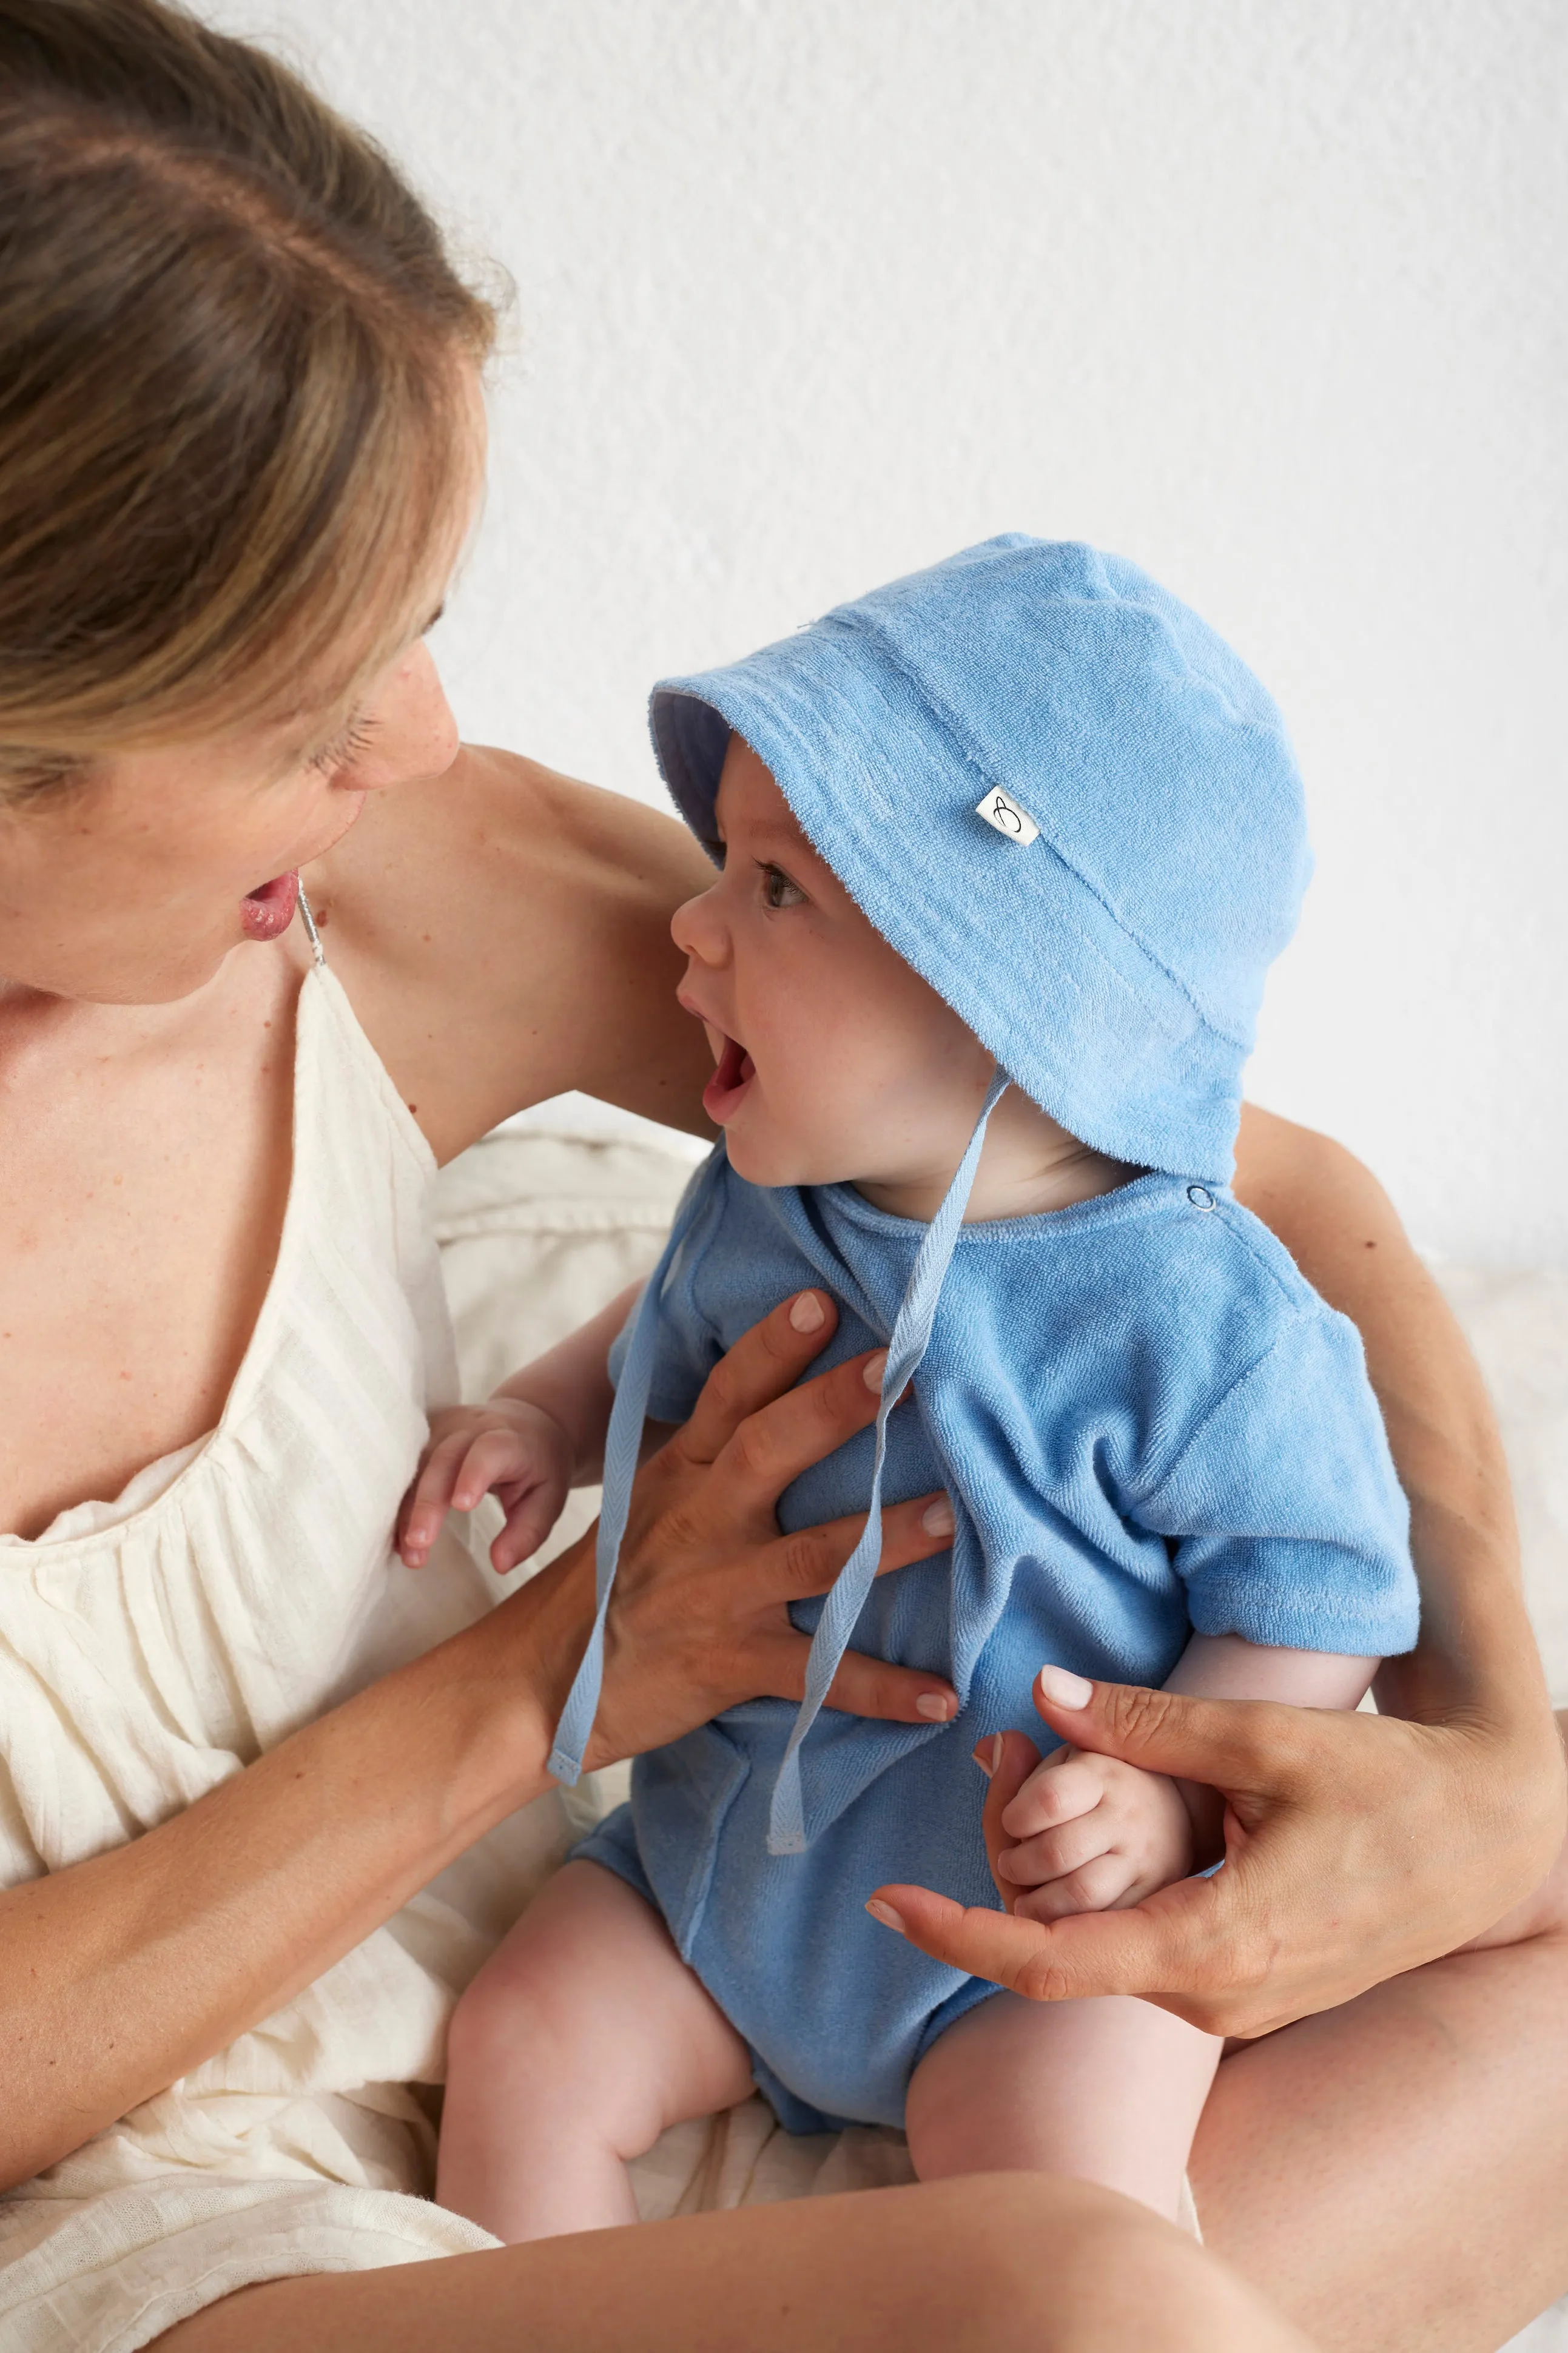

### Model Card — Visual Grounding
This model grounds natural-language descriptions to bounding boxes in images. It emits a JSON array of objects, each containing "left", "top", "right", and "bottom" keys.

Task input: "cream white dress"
[{"left": 0, "top": 948, "right": 576, "bottom": 2350}]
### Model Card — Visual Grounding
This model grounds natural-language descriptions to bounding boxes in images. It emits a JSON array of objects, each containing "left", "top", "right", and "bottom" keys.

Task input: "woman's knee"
[
  {"left": 918, "top": 2173, "right": 1313, "bottom": 2351},
  {"left": 1463, "top": 1813, "right": 1568, "bottom": 1951}
]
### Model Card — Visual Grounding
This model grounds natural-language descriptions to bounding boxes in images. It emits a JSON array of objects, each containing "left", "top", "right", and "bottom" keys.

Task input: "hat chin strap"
[
  {"left": 547, "top": 1069, "right": 1012, "bottom": 1858},
  {"left": 765, "top": 1065, "right": 1009, "bottom": 1853},
  {"left": 547, "top": 1150, "right": 724, "bottom": 1791}
]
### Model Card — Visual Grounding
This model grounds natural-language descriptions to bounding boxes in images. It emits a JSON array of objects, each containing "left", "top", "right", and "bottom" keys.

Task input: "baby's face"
[{"left": 672, "top": 737, "right": 998, "bottom": 1193}]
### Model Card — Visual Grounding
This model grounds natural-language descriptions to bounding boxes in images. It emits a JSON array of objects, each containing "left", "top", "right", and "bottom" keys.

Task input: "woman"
[{"left": 0, "top": 4, "right": 1561, "bottom": 2348}]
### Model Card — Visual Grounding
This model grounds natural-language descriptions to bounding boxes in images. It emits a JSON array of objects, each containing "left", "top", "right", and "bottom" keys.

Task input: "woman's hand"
[
  {"left": 867, "top": 1662, "right": 1565, "bottom": 2038},
  {"left": 521, "top": 1286, "right": 959, "bottom": 1769}
]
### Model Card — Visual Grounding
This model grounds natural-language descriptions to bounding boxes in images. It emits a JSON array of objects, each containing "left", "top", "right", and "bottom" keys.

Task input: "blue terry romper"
[{"left": 573, "top": 1145, "right": 1418, "bottom": 2133}]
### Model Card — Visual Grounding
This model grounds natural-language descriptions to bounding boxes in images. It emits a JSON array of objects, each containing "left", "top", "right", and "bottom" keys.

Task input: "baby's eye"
[{"left": 761, "top": 863, "right": 806, "bottom": 911}]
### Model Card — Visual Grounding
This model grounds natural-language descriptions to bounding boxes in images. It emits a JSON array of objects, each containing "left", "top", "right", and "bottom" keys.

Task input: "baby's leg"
[
  {"left": 437, "top": 1859, "right": 755, "bottom": 2243},
  {"left": 906, "top": 1990, "right": 1221, "bottom": 2224}
]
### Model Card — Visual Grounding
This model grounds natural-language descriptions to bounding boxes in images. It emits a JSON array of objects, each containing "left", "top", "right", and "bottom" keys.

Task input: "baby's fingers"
[
  {"left": 445, "top": 1428, "right": 534, "bottom": 1513},
  {"left": 398, "top": 1430, "right": 477, "bottom": 1566},
  {"left": 996, "top": 1811, "right": 1114, "bottom": 1890},
  {"left": 490, "top": 1478, "right": 571, "bottom": 1577},
  {"left": 1012, "top": 1852, "right": 1137, "bottom": 1922},
  {"left": 401, "top": 1429, "right": 530, "bottom": 1567},
  {"left": 1000, "top": 1751, "right": 1106, "bottom": 1840}
]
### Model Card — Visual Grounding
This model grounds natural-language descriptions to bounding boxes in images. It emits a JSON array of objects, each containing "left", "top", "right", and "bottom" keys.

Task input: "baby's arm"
[
  {"left": 997, "top": 1273, "right": 1414, "bottom": 1921},
  {"left": 1159, "top": 1632, "right": 1378, "bottom": 1863},
  {"left": 399, "top": 1281, "right": 641, "bottom": 1573},
  {"left": 994, "top": 1638, "right": 1379, "bottom": 1922}
]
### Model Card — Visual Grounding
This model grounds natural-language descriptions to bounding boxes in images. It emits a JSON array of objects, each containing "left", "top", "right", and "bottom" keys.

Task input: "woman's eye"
[
  {"left": 761, "top": 864, "right": 806, "bottom": 910},
  {"left": 305, "top": 712, "right": 379, "bottom": 776}
]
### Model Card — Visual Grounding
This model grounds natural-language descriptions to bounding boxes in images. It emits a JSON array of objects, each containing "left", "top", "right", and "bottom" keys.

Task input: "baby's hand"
[
  {"left": 398, "top": 1398, "right": 573, "bottom": 1575},
  {"left": 992, "top": 1743, "right": 1194, "bottom": 1922}
]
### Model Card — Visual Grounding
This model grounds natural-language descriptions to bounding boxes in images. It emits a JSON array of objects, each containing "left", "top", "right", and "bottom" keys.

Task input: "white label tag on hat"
[{"left": 974, "top": 788, "right": 1040, "bottom": 846}]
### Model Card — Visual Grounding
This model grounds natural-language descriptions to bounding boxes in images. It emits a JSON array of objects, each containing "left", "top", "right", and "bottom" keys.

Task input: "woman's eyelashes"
[
  {"left": 759, "top": 861, "right": 807, "bottom": 911},
  {"left": 305, "top": 711, "right": 380, "bottom": 776}
]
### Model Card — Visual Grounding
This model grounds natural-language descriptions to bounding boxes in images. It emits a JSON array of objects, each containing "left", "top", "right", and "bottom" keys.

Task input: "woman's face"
[
  {"left": 0, "top": 372, "right": 485, "bottom": 1011},
  {"left": 0, "top": 629, "right": 460, "bottom": 1006}
]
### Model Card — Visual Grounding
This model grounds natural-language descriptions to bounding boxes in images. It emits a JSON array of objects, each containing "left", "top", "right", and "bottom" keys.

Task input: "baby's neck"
[{"left": 853, "top": 1093, "right": 1137, "bottom": 1225}]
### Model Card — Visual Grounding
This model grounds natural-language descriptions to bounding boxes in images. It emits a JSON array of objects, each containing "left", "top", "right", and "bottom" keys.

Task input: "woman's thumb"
[{"left": 1031, "top": 1663, "right": 1285, "bottom": 1792}]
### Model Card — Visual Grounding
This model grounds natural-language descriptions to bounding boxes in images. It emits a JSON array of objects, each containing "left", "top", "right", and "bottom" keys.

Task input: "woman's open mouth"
[
  {"left": 240, "top": 870, "right": 301, "bottom": 942},
  {"left": 702, "top": 1032, "right": 757, "bottom": 1124}
]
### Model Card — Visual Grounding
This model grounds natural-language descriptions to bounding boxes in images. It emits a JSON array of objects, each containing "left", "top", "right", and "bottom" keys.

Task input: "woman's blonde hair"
[{"left": 0, "top": 0, "right": 498, "bottom": 798}]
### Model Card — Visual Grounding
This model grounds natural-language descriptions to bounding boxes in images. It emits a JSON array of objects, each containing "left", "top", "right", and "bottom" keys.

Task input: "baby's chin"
[{"left": 722, "top": 1109, "right": 864, "bottom": 1193}]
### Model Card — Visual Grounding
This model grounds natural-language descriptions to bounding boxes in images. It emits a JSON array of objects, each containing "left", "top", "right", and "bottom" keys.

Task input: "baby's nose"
[{"left": 671, "top": 887, "right": 726, "bottom": 961}]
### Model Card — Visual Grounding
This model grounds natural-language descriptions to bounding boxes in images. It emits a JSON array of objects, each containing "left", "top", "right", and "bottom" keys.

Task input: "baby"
[{"left": 406, "top": 537, "right": 1418, "bottom": 2241}]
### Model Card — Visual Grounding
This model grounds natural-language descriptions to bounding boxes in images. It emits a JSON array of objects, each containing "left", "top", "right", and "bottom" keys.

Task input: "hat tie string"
[
  {"left": 766, "top": 1066, "right": 1008, "bottom": 1853},
  {"left": 547, "top": 1153, "right": 724, "bottom": 1787},
  {"left": 547, "top": 1068, "right": 1011, "bottom": 1857}
]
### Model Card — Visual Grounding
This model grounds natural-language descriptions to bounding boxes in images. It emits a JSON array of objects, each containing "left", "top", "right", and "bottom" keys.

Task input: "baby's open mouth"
[{"left": 703, "top": 1032, "right": 757, "bottom": 1124}]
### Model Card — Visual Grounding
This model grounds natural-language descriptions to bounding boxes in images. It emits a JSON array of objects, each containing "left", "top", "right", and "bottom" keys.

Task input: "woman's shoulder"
[
  {"left": 301, "top": 745, "right": 717, "bottom": 1163},
  {"left": 311, "top": 744, "right": 709, "bottom": 940}
]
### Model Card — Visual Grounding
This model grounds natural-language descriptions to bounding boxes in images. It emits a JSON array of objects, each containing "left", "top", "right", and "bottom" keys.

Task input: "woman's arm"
[
  {"left": 870, "top": 1109, "right": 1565, "bottom": 2035},
  {"left": 0, "top": 1300, "right": 958, "bottom": 2192},
  {"left": 305, "top": 745, "right": 719, "bottom": 1160},
  {"left": 1230, "top": 1105, "right": 1540, "bottom": 1741}
]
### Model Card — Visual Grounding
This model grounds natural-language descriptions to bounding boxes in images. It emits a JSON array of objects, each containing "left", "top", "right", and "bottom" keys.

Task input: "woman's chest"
[{"left": 0, "top": 958, "right": 296, "bottom": 1540}]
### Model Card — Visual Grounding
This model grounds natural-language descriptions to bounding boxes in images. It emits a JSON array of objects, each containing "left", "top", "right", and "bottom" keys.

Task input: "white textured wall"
[{"left": 212, "top": 0, "right": 1567, "bottom": 1263}]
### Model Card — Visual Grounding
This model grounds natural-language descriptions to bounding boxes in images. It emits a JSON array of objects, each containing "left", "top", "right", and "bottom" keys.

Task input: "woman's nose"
[{"left": 352, "top": 643, "right": 459, "bottom": 792}]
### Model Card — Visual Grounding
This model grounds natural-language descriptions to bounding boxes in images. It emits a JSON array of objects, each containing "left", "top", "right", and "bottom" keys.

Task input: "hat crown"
[{"left": 822, "top": 537, "right": 1308, "bottom": 1050}]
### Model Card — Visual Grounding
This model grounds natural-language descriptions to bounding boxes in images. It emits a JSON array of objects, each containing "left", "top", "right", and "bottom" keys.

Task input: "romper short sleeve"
[
  {"left": 1131, "top": 1302, "right": 1419, "bottom": 1657},
  {"left": 608, "top": 1149, "right": 729, "bottom": 1426}
]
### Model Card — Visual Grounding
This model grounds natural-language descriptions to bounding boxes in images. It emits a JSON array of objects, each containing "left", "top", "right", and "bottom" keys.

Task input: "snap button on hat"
[
  {"left": 1186, "top": 1185, "right": 1216, "bottom": 1212},
  {"left": 974, "top": 787, "right": 1040, "bottom": 846}
]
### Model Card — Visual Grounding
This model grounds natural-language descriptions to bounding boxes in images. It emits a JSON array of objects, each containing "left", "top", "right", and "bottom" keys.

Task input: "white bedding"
[{"left": 433, "top": 1111, "right": 1568, "bottom": 2345}]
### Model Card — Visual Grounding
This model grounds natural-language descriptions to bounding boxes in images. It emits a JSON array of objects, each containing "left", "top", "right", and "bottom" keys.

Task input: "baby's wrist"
[
  {"left": 487, "top": 1387, "right": 569, "bottom": 1435},
  {"left": 486, "top": 1385, "right": 587, "bottom": 1481},
  {"left": 1174, "top": 1777, "right": 1225, "bottom": 1870}
]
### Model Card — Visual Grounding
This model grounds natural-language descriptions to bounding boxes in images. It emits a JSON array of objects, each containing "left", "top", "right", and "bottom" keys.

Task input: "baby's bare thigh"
[
  {"left": 454, "top": 1859, "right": 754, "bottom": 2117},
  {"left": 905, "top": 1990, "right": 1220, "bottom": 2196}
]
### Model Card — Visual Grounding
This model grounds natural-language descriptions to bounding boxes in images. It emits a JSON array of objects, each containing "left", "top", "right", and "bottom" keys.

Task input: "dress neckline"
[{"left": 0, "top": 958, "right": 406, "bottom": 1557}]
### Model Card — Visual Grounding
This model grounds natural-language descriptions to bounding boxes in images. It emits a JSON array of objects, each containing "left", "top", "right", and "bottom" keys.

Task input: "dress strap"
[{"left": 296, "top": 885, "right": 327, "bottom": 967}]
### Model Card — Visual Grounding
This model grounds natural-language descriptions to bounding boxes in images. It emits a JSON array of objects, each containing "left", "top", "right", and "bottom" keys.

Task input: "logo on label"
[{"left": 974, "top": 789, "right": 1040, "bottom": 847}]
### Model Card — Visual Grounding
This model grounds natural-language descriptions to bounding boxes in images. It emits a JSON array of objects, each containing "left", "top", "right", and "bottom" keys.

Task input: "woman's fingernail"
[
  {"left": 915, "top": 1692, "right": 952, "bottom": 1721},
  {"left": 921, "top": 1495, "right": 955, "bottom": 1538},
  {"left": 789, "top": 1290, "right": 827, "bottom": 1333},
  {"left": 972, "top": 1733, "right": 1004, "bottom": 1777},
  {"left": 1037, "top": 1665, "right": 1094, "bottom": 1711},
  {"left": 863, "top": 1350, "right": 889, "bottom": 1391},
  {"left": 865, "top": 1899, "right": 906, "bottom": 1936}
]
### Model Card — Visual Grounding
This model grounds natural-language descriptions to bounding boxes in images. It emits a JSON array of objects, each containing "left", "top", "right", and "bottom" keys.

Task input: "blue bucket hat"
[{"left": 650, "top": 534, "right": 1311, "bottom": 1184}]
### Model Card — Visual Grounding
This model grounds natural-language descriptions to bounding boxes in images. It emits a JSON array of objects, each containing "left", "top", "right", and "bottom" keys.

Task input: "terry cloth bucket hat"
[{"left": 650, "top": 534, "right": 1311, "bottom": 1187}]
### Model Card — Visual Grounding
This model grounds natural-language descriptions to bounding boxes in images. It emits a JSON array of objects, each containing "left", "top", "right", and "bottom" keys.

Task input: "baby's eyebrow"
[{"left": 742, "top": 815, "right": 815, "bottom": 859}]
